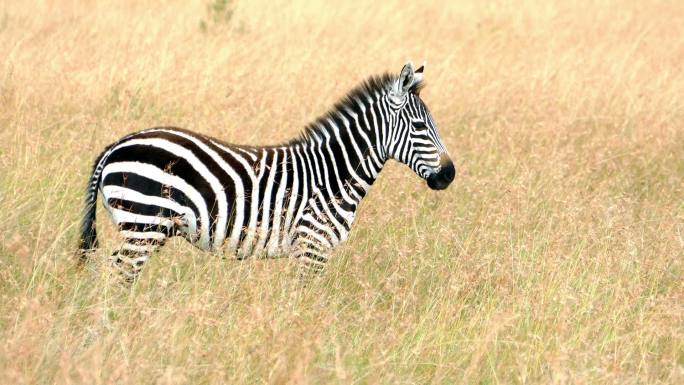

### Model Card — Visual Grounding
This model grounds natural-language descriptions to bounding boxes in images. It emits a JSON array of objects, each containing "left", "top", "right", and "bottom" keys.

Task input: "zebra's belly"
[
  {"left": 102, "top": 184, "right": 299, "bottom": 256},
  {"left": 102, "top": 183, "right": 354, "bottom": 259},
  {"left": 222, "top": 225, "right": 297, "bottom": 259}
]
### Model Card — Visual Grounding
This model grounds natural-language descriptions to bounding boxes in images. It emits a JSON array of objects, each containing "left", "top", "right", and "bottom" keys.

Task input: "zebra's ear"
[
  {"left": 414, "top": 61, "right": 425, "bottom": 83},
  {"left": 392, "top": 62, "right": 415, "bottom": 100}
]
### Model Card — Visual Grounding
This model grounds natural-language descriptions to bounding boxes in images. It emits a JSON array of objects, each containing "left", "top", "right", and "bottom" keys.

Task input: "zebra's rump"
[{"left": 98, "top": 128, "right": 246, "bottom": 251}]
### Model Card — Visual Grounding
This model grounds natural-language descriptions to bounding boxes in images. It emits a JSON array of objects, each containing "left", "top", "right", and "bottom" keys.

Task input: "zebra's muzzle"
[{"left": 426, "top": 154, "right": 455, "bottom": 190}]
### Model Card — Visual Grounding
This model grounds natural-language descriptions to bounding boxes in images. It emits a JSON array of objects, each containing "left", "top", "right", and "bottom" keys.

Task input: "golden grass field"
[{"left": 0, "top": 0, "right": 682, "bottom": 383}]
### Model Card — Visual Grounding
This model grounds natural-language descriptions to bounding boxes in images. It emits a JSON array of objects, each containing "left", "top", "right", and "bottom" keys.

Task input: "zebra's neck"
[{"left": 293, "top": 95, "right": 389, "bottom": 213}]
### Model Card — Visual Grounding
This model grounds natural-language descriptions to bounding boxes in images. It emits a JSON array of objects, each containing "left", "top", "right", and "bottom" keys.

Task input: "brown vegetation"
[{"left": 0, "top": 0, "right": 682, "bottom": 383}]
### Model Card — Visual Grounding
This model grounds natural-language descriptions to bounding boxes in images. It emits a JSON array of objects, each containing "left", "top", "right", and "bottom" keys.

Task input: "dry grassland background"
[{"left": 0, "top": 0, "right": 682, "bottom": 383}]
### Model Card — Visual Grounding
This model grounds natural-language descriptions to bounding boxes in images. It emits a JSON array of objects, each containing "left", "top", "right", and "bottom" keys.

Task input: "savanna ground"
[{"left": 0, "top": 0, "right": 682, "bottom": 383}]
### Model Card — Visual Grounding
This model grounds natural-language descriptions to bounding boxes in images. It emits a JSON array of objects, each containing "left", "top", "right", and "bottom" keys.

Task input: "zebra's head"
[{"left": 385, "top": 62, "right": 455, "bottom": 190}]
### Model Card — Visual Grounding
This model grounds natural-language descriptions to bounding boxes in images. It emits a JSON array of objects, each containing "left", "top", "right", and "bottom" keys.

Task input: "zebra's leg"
[
  {"left": 109, "top": 229, "right": 167, "bottom": 283},
  {"left": 292, "top": 235, "right": 332, "bottom": 280}
]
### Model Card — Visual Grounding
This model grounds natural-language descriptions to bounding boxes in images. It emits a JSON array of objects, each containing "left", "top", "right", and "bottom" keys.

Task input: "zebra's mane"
[{"left": 287, "top": 72, "right": 425, "bottom": 146}]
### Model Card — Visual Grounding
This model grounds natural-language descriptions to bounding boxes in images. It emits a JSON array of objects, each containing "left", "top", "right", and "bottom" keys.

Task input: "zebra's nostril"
[
  {"left": 442, "top": 161, "right": 455, "bottom": 182},
  {"left": 437, "top": 154, "right": 455, "bottom": 181},
  {"left": 427, "top": 159, "right": 455, "bottom": 190}
]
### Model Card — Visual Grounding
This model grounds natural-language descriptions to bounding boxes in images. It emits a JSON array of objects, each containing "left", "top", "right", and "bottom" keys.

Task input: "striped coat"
[{"left": 79, "top": 62, "right": 455, "bottom": 281}]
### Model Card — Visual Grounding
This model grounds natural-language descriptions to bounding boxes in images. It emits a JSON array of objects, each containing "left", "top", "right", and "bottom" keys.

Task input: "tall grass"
[{"left": 0, "top": 0, "right": 682, "bottom": 383}]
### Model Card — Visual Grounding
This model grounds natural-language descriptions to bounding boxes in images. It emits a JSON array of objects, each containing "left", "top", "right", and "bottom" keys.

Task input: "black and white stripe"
[{"left": 78, "top": 62, "right": 455, "bottom": 281}]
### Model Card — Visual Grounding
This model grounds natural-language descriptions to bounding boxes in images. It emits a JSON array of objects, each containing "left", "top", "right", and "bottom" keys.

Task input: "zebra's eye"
[{"left": 412, "top": 121, "right": 428, "bottom": 131}]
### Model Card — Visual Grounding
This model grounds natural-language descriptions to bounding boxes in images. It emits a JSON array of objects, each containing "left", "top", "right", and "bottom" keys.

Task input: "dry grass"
[{"left": 1, "top": 0, "right": 683, "bottom": 383}]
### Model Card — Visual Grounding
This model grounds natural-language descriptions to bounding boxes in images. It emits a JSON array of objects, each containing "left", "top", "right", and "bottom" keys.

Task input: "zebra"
[{"left": 78, "top": 62, "right": 455, "bottom": 282}]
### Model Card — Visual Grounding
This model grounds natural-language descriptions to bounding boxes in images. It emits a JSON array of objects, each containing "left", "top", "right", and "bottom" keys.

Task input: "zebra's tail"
[{"left": 77, "top": 147, "right": 110, "bottom": 265}]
